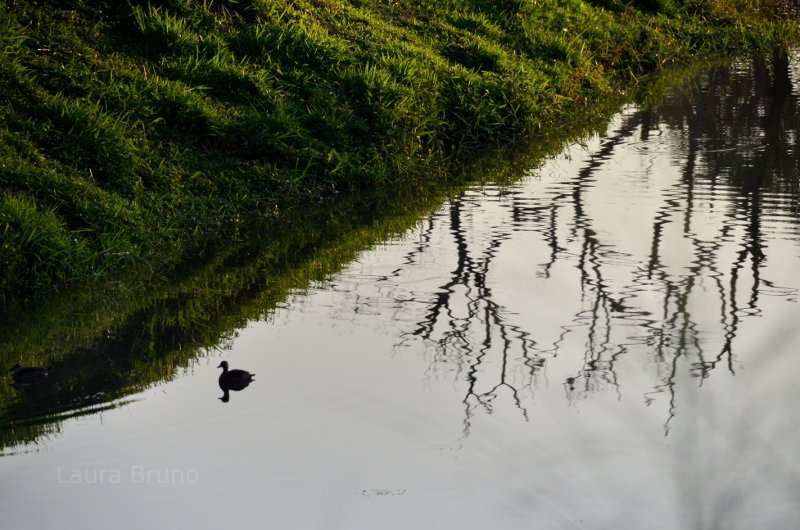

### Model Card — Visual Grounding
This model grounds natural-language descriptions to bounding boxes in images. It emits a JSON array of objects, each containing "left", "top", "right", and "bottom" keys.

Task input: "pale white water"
[{"left": 2, "top": 55, "right": 800, "bottom": 529}]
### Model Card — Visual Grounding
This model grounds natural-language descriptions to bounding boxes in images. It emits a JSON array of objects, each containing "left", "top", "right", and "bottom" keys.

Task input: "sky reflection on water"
[{"left": 2, "top": 53, "right": 800, "bottom": 529}]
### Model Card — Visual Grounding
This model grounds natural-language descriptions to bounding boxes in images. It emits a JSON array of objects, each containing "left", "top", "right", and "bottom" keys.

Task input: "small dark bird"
[
  {"left": 8, "top": 364, "right": 50, "bottom": 384},
  {"left": 217, "top": 361, "right": 255, "bottom": 402},
  {"left": 217, "top": 361, "right": 255, "bottom": 384}
]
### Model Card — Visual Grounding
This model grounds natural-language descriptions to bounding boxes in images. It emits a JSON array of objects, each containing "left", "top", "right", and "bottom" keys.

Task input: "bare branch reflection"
[{"left": 395, "top": 52, "right": 800, "bottom": 434}]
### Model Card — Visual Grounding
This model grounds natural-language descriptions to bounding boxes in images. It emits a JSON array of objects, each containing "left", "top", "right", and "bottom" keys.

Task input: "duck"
[
  {"left": 217, "top": 361, "right": 255, "bottom": 385},
  {"left": 217, "top": 361, "right": 255, "bottom": 402},
  {"left": 8, "top": 363, "right": 50, "bottom": 384}
]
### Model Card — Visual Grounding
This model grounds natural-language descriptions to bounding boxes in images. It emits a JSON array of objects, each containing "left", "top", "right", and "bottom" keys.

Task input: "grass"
[
  {"left": 0, "top": 88, "right": 613, "bottom": 448},
  {"left": 0, "top": 0, "right": 798, "bottom": 305}
]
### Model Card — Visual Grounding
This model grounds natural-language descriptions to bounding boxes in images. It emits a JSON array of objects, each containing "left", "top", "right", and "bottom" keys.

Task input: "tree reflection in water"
[{"left": 395, "top": 51, "right": 800, "bottom": 435}]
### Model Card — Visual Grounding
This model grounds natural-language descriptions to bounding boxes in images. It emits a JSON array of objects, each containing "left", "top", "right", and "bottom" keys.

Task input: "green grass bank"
[{"left": 1, "top": 0, "right": 798, "bottom": 304}]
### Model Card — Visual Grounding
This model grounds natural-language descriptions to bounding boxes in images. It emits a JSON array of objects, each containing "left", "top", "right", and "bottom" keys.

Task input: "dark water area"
[{"left": 2, "top": 51, "right": 800, "bottom": 529}]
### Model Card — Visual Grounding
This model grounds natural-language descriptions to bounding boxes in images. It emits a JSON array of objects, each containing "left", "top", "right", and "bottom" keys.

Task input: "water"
[{"left": 2, "top": 53, "right": 800, "bottom": 529}]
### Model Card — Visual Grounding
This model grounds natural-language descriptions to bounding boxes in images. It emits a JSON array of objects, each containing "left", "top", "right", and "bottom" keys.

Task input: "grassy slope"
[{"left": 0, "top": 0, "right": 797, "bottom": 303}]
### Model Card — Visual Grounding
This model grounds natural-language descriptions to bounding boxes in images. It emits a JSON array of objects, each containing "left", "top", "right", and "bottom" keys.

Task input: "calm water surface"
[{"left": 2, "top": 54, "right": 800, "bottom": 529}]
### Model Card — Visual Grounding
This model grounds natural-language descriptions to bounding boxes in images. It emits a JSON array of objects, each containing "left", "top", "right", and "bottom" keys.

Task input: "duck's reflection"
[{"left": 217, "top": 361, "right": 255, "bottom": 403}]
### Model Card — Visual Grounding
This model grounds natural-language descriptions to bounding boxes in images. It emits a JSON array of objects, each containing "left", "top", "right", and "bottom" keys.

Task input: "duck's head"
[
  {"left": 8, "top": 364, "right": 20, "bottom": 373},
  {"left": 217, "top": 361, "right": 228, "bottom": 370}
]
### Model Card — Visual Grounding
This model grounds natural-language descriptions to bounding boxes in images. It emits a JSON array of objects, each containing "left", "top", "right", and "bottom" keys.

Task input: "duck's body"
[
  {"left": 9, "top": 364, "right": 50, "bottom": 384},
  {"left": 217, "top": 361, "right": 255, "bottom": 384},
  {"left": 217, "top": 361, "right": 255, "bottom": 402}
]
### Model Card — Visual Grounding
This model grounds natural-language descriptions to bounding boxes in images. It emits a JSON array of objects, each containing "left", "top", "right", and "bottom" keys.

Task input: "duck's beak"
[{"left": 216, "top": 363, "right": 223, "bottom": 368}]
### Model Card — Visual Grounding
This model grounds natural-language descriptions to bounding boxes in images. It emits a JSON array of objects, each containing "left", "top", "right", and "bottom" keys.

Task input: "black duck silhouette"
[
  {"left": 8, "top": 363, "right": 50, "bottom": 385},
  {"left": 217, "top": 361, "right": 255, "bottom": 402}
]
